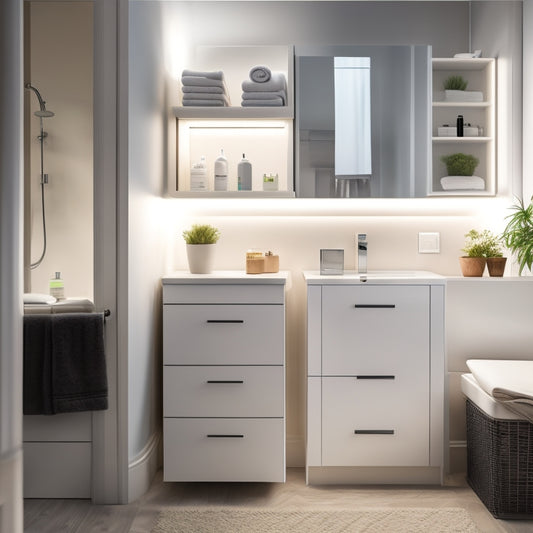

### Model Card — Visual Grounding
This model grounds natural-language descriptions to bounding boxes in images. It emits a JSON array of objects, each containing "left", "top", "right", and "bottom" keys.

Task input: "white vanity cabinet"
[
  {"left": 304, "top": 272, "right": 445, "bottom": 485},
  {"left": 162, "top": 271, "right": 288, "bottom": 482}
]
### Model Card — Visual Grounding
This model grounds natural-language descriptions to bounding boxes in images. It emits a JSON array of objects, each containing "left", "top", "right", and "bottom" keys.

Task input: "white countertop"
[
  {"left": 303, "top": 270, "right": 446, "bottom": 285},
  {"left": 162, "top": 270, "right": 291, "bottom": 285}
]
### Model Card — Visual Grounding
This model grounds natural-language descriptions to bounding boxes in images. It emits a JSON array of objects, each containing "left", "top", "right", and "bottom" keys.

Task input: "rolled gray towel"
[
  {"left": 182, "top": 86, "right": 223, "bottom": 94},
  {"left": 242, "top": 72, "right": 287, "bottom": 93},
  {"left": 241, "top": 97, "right": 284, "bottom": 107},
  {"left": 242, "top": 90, "right": 286, "bottom": 105},
  {"left": 181, "top": 69, "right": 224, "bottom": 81},
  {"left": 249, "top": 65, "right": 271, "bottom": 83}
]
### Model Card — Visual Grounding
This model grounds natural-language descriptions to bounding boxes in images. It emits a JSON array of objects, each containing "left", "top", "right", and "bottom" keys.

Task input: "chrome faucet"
[{"left": 357, "top": 234, "right": 367, "bottom": 273}]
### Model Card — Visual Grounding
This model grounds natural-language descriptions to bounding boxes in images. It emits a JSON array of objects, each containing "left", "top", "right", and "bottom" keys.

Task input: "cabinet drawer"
[
  {"left": 163, "top": 418, "right": 285, "bottom": 482},
  {"left": 164, "top": 304, "right": 284, "bottom": 365},
  {"left": 163, "top": 365, "right": 284, "bottom": 417},
  {"left": 321, "top": 376, "right": 429, "bottom": 467},
  {"left": 163, "top": 284, "right": 285, "bottom": 304},
  {"left": 322, "top": 285, "right": 429, "bottom": 375}
]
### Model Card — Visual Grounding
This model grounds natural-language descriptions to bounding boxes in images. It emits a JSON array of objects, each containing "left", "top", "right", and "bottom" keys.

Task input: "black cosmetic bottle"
[{"left": 456, "top": 115, "right": 464, "bottom": 137}]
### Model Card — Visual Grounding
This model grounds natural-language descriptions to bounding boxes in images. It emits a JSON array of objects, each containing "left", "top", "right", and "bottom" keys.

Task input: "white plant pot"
[{"left": 186, "top": 243, "right": 216, "bottom": 274}]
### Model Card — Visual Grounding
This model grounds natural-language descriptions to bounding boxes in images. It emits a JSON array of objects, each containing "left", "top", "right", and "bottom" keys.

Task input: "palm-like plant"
[{"left": 501, "top": 197, "right": 533, "bottom": 275}]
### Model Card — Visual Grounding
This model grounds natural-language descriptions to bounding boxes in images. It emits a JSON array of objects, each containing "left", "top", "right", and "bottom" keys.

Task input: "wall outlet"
[{"left": 418, "top": 232, "right": 440, "bottom": 254}]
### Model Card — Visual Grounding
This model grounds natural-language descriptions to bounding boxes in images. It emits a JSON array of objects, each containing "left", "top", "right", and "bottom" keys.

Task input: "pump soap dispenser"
[
  {"left": 237, "top": 153, "right": 252, "bottom": 191},
  {"left": 49, "top": 272, "right": 65, "bottom": 300}
]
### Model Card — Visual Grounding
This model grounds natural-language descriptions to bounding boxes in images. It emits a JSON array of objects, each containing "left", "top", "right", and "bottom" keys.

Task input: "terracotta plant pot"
[
  {"left": 459, "top": 256, "right": 486, "bottom": 277},
  {"left": 486, "top": 257, "right": 507, "bottom": 277}
]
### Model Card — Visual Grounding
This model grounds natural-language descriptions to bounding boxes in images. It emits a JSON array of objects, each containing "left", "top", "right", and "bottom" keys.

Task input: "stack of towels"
[
  {"left": 181, "top": 69, "right": 230, "bottom": 107},
  {"left": 241, "top": 66, "right": 287, "bottom": 107}
]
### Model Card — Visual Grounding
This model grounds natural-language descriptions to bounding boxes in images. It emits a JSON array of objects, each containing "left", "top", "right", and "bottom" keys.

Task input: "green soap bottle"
[{"left": 49, "top": 272, "right": 65, "bottom": 300}]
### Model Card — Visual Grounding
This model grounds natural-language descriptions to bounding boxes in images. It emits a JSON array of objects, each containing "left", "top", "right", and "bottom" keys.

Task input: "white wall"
[
  {"left": 27, "top": 1, "right": 93, "bottom": 299},
  {"left": 129, "top": 0, "right": 526, "bottom": 474}
]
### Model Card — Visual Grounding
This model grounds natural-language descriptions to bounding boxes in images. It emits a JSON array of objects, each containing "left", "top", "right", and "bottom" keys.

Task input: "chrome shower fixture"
[{"left": 25, "top": 83, "right": 55, "bottom": 117}]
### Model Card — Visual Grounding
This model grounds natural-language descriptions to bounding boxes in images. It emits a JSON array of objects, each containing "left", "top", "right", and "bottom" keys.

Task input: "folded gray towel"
[
  {"left": 23, "top": 313, "right": 108, "bottom": 415},
  {"left": 242, "top": 72, "right": 287, "bottom": 93},
  {"left": 181, "top": 76, "right": 226, "bottom": 89},
  {"left": 183, "top": 100, "right": 227, "bottom": 107},
  {"left": 242, "top": 90, "right": 286, "bottom": 105},
  {"left": 241, "top": 98, "right": 284, "bottom": 107},
  {"left": 182, "top": 86, "right": 223, "bottom": 94},
  {"left": 182, "top": 69, "right": 224, "bottom": 81},
  {"left": 249, "top": 65, "right": 271, "bottom": 83},
  {"left": 183, "top": 93, "right": 230, "bottom": 105}
]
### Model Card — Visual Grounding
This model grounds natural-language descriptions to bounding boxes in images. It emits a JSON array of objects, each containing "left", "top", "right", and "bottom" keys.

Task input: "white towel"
[
  {"left": 241, "top": 98, "right": 284, "bottom": 107},
  {"left": 249, "top": 65, "right": 272, "bottom": 83},
  {"left": 242, "top": 72, "right": 287, "bottom": 93},
  {"left": 181, "top": 69, "right": 224, "bottom": 81},
  {"left": 440, "top": 175, "right": 485, "bottom": 190},
  {"left": 467, "top": 359, "right": 533, "bottom": 422},
  {"left": 241, "top": 90, "right": 286, "bottom": 105}
]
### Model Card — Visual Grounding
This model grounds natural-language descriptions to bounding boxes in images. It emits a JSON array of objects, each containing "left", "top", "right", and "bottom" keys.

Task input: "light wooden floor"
[{"left": 24, "top": 468, "right": 532, "bottom": 533}]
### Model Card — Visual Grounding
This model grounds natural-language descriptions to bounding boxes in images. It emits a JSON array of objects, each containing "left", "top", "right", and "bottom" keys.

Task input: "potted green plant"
[
  {"left": 441, "top": 153, "right": 479, "bottom": 176},
  {"left": 501, "top": 196, "right": 533, "bottom": 275},
  {"left": 459, "top": 229, "right": 506, "bottom": 277},
  {"left": 182, "top": 224, "right": 221, "bottom": 274}
]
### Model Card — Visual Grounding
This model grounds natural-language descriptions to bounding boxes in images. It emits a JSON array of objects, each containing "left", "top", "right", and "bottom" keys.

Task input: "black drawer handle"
[
  {"left": 354, "top": 430, "right": 395, "bottom": 435},
  {"left": 354, "top": 304, "right": 396, "bottom": 309},
  {"left": 356, "top": 375, "right": 395, "bottom": 380},
  {"left": 207, "top": 434, "right": 244, "bottom": 438},
  {"left": 206, "top": 320, "right": 245, "bottom": 324},
  {"left": 206, "top": 380, "right": 244, "bottom": 384}
]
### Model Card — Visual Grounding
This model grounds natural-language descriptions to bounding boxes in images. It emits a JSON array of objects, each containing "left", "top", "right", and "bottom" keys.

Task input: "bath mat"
[{"left": 152, "top": 506, "right": 479, "bottom": 532}]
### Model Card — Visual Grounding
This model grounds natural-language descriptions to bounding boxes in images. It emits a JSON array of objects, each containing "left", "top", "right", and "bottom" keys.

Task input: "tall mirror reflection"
[{"left": 295, "top": 45, "right": 431, "bottom": 198}]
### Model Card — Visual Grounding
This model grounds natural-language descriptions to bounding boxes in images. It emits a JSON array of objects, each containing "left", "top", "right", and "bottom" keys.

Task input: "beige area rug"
[{"left": 152, "top": 506, "right": 479, "bottom": 532}]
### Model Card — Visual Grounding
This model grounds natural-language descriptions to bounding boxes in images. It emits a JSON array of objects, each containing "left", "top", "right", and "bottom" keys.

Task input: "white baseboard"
[
  {"left": 128, "top": 431, "right": 161, "bottom": 503},
  {"left": 286, "top": 435, "right": 305, "bottom": 468}
]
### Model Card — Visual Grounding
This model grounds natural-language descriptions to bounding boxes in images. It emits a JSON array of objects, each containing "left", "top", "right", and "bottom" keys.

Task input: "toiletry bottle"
[
  {"left": 456, "top": 115, "right": 464, "bottom": 137},
  {"left": 214, "top": 149, "right": 228, "bottom": 191},
  {"left": 237, "top": 153, "right": 252, "bottom": 191},
  {"left": 190, "top": 156, "right": 208, "bottom": 192},
  {"left": 49, "top": 272, "right": 65, "bottom": 300}
]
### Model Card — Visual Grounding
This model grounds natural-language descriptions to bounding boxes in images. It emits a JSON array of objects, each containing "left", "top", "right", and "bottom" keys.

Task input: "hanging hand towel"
[{"left": 249, "top": 65, "right": 272, "bottom": 83}]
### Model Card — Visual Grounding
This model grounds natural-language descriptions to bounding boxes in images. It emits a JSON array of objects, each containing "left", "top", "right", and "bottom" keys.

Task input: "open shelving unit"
[
  {"left": 430, "top": 58, "right": 496, "bottom": 196},
  {"left": 171, "top": 45, "right": 295, "bottom": 197}
]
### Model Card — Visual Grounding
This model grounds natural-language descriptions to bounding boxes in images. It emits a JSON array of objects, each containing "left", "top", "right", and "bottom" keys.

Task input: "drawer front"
[
  {"left": 163, "top": 284, "right": 285, "bottom": 304},
  {"left": 321, "top": 376, "right": 429, "bottom": 467},
  {"left": 164, "top": 304, "right": 284, "bottom": 365},
  {"left": 322, "top": 285, "right": 429, "bottom": 375},
  {"left": 163, "top": 418, "right": 285, "bottom": 482},
  {"left": 164, "top": 365, "right": 284, "bottom": 417}
]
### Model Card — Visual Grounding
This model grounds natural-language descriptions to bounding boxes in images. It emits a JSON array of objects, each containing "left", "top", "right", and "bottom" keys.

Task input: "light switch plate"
[{"left": 418, "top": 232, "right": 440, "bottom": 254}]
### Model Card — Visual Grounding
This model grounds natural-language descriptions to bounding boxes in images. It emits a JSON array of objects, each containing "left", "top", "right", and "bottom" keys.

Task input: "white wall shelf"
[
  {"left": 430, "top": 58, "right": 496, "bottom": 196},
  {"left": 170, "top": 45, "right": 294, "bottom": 197}
]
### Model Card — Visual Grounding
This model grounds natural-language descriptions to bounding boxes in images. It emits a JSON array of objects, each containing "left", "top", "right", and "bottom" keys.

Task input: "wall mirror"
[{"left": 295, "top": 45, "right": 431, "bottom": 198}]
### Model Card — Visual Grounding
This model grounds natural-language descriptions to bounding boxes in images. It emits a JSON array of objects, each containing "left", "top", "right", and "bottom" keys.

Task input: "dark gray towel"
[
  {"left": 23, "top": 312, "right": 108, "bottom": 414},
  {"left": 23, "top": 315, "right": 53, "bottom": 414}
]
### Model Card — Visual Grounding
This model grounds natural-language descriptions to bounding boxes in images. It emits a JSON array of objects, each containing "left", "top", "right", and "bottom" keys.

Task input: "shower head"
[{"left": 25, "top": 83, "right": 55, "bottom": 118}]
